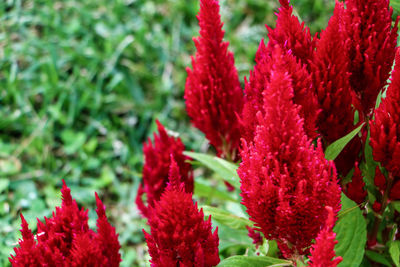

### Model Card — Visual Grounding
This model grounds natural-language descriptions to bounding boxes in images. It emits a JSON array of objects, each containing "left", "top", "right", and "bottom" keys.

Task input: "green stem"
[{"left": 368, "top": 172, "right": 394, "bottom": 245}]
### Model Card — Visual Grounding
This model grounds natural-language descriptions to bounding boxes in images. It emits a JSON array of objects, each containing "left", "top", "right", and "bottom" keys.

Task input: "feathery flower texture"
[
  {"left": 241, "top": 0, "right": 318, "bottom": 143},
  {"left": 310, "top": 2, "right": 361, "bottom": 175},
  {"left": 342, "top": 0, "right": 398, "bottom": 116},
  {"left": 345, "top": 162, "right": 367, "bottom": 204},
  {"left": 370, "top": 52, "right": 400, "bottom": 201},
  {"left": 144, "top": 158, "right": 220, "bottom": 267},
  {"left": 308, "top": 206, "right": 342, "bottom": 267},
  {"left": 10, "top": 180, "right": 121, "bottom": 267},
  {"left": 238, "top": 65, "right": 341, "bottom": 258},
  {"left": 136, "top": 120, "right": 193, "bottom": 218},
  {"left": 185, "top": 0, "right": 244, "bottom": 160}
]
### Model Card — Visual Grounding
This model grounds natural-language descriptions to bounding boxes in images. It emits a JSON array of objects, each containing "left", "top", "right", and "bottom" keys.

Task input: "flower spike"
[
  {"left": 144, "top": 161, "right": 220, "bottom": 266},
  {"left": 136, "top": 120, "right": 193, "bottom": 218},
  {"left": 10, "top": 181, "right": 121, "bottom": 266},
  {"left": 342, "top": 0, "right": 398, "bottom": 116},
  {"left": 185, "top": 0, "right": 244, "bottom": 160},
  {"left": 308, "top": 206, "right": 342, "bottom": 267},
  {"left": 238, "top": 64, "right": 341, "bottom": 258}
]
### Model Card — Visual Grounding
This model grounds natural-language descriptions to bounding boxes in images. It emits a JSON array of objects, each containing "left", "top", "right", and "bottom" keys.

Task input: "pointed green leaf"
[
  {"left": 218, "top": 256, "right": 292, "bottom": 267},
  {"left": 194, "top": 180, "right": 238, "bottom": 202},
  {"left": 365, "top": 250, "right": 392, "bottom": 267},
  {"left": 334, "top": 193, "right": 367, "bottom": 267},
  {"left": 201, "top": 205, "right": 253, "bottom": 230},
  {"left": 325, "top": 123, "right": 365, "bottom": 161},
  {"left": 184, "top": 151, "right": 240, "bottom": 189},
  {"left": 389, "top": 241, "right": 400, "bottom": 267},
  {"left": 217, "top": 224, "right": 253, "bottom": 251}
]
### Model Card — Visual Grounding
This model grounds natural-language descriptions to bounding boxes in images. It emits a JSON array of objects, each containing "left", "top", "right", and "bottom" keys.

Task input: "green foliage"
[
  {"left": 201, "top": 205, "right": 254, "bottom": 229},
  {"left": 389, "top": 241, "right": 400, "bottom": 267},
  {"left": 218, "top": 255, "right": 292, "bottom": 267},
  {"left": 325, "top": 123, "right": 365, "bottom": 161},
  {"left": 185, "top": 151, "right": 240, "bottom": 189},
  {"left": 334, "top": 194, "right": 367, "bottom": 267}
]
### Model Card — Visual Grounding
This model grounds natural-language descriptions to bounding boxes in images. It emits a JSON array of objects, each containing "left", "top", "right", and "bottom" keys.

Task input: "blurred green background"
[{"left": 1, "top": 0, "right": 397, "bottom": 266}]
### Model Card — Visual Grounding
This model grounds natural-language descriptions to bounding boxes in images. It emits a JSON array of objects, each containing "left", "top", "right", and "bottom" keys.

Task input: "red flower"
[
  {"left": 345, "top": 162, "right": 366, "bottom": 204},
  {"left": 342, "top": 0, "right": 398, "bottom": 116},
  {"left": 241, "top": 43, "right": 318, "bottom": 143},
  {"left": 241, "top": 0, "right": 317, "bottom": 143},
  {"left": 238, "top": 65, "right": 341, "bottom": 258},
  {"left": 308, "top": 206, "right": 342, "bottom": 267},
  {"left": 310, "top": 2, "right": 361, "bottom": 175},
  {"left": 9, "top": 180, "right": 121, "bottom": 267},
  {"left": 136, "top": 120, "right": 193, "bottom": 218},
  {"left": 370, "top": 53, "right": 400, "bottom": 177},
  {"left": 266, "top": 0, "right": 314, "bottom": 66},
  {"left": 374, "top": 166, "right": 386, "bottom": 192},
  {"left": 246, "top": 226, "right": 263, "bottom": 249},
  {"left": 372, "top": 202, "right": 382, "bottom": 213},
  {"left": 185, "top": 0, "right": 244, "bottom": 160},
  {"left": 144, "top": 158, "right": 220, "bottom": 267}
]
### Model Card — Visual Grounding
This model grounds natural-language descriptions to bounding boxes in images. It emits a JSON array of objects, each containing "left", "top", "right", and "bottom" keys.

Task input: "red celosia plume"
[
  {"left": 345, "top": 162, "right": 367, "bottom": 204},
  {"left": 310, "top": 2, "right": 362, "bottom": 175},
  {"left": 370, "top": 52, "right": 400, "bottom": 201},
  {"left": 241, "top": 43, "right": 318, "bottom": 142},
  {"left": 238, "top": 65, "right": 341, "bottom": 258},
  {"left": 342, "top": 0, "right": 398, "bottom": 116},
  {"left": 185, "top": 0, "right": 244, "bottom": 161},
  {"left": 241, "top": 0, "right": 318, "bottom": 143},
  {"left": 266, "top": 0, "right": 314, "bottom": 66},
  {"left": 136, "top": 120, "right": 193, "bottom": 218},
  {"left": 144, "top": 158, "right": 220, "bottom": 267},
  {"left": 9, "top": 180, "right": 121, "bottom": 266},
  {"left": 308, "top": 206, "right": 342, "bottom": 267}
]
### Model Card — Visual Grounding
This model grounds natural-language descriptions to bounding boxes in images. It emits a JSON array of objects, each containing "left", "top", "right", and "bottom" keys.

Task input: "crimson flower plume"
[
  {"left": 370, "top": 52, "right": 400, "bottom": 201},
  {"left": 144, "top": 157, "right": 220, "bottom": 267},
  {"left": 10, "top": 180, "right": 121, "bottom": 267},
  {"left": 310, "top": 1, "right": 362, "bottom": 175},
  {"left": 238, "top": 66, "right": 341, "bottom": 258},
  {"left": 136, "top": 120, "right": 193, "bottom": 218},
  {"left": 241, "top": 43, "right": 318, "bottom": 142},
  {"left": 345, "top": 162, "right": 367, "bottom": 204},
  {"left": 241, "top": 0, "right": 317, "bottom": 143},
  {"left": 185, "top": 0, "right": 244, "bottom": 160},
  {"left": 308, "top": 206, "right": 342, "bottom": 267},
  {"left": 342, "top": 0, "right": 398, "bottom": 116},
  {"left": 266, "top": 0, "right": 314, "bottom": 66}
]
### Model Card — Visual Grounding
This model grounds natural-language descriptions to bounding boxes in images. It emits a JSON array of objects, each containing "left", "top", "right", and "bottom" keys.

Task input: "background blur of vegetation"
[{"left": 0, "top": 0, "right": 398, "bottom": 265}]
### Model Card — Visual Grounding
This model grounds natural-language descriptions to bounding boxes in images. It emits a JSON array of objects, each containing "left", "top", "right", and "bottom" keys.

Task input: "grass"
[{"left": 0, "top": 0, "right": 355, "bottom": 265}]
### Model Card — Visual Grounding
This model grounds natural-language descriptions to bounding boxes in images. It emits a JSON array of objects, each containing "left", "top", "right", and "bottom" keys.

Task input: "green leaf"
[
  {"left": 325, "top": 123, "right": 365, "bottom": 161},
  {"left": 389, "top": 241, "right": 400, "bottom": 267},
  {"left": 184, "top": 151, "right": 240, "bottom": 189},
  {"left": 392, "top": 0, "right": 400, "bottom": 13},
  {"left": 365, "top": 250, "right": 392, "bottom": 267},
  {"left": 201, "top": 205, "right": 253, "bottom": 230},
  {"left": 218, "top": 256, "right": 292, "bottom": 267},
  {"left": 194, "top": 180, "right": 238, "bottom": 202},
  {"left": 334, "top": 193, "right": 367, "bottom": 267},
  {"left": 217, "top": 224, "right": 253, "bottom": 251}
]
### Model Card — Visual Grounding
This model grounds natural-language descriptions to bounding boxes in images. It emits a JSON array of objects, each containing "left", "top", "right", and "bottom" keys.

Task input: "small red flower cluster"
[
  {"left": 370, "top": 53, "right": 400, "bottom": 202},
  {"left": 143, "top": 158, "right": 220, "bottom": 267},
  {"left": 136, "top": 120, "right": 193, "bottom": 218},
  {"left": 308, "top": 207, "right": 342, "bottom": 267},
  {"left": 241, "top": 0, "right": 319, "bottom": 143},
  {"left": 238, "top": 63, "right": 341, "bottom": 258},
  {"left": 185, "top": 0, "right": 244, "bottom": 161},
  {"left": 10, "top": 180, "right": 121, "bottom": 267}
]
